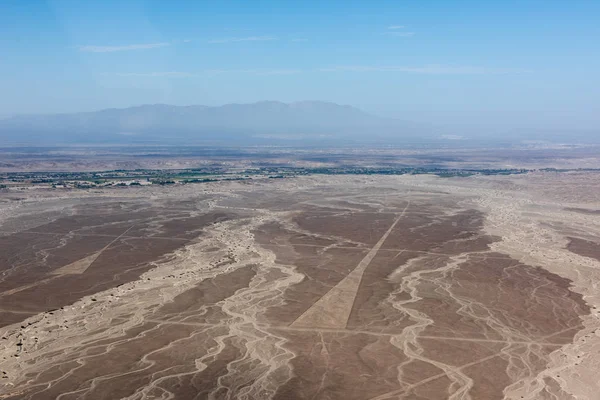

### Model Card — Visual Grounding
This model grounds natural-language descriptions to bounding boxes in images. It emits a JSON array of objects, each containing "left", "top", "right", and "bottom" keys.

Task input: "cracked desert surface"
[{"left": 1, "top": 172, "right": 600, "bottom": 399}]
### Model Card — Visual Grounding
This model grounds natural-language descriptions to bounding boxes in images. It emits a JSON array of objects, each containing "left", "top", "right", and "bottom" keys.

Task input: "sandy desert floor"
[{"left": 0, "top": 172, "right": 599, "bottom": 399}]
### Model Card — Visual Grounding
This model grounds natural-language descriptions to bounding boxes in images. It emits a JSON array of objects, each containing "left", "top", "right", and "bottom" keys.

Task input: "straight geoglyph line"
[{"left": 289, "top": 200, "right": 410, "bottom": 329}]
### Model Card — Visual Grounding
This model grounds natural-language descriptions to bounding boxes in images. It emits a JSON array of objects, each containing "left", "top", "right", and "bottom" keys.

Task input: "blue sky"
[{"left": 1, "top": 0, "right": 599, "bottom": 130}]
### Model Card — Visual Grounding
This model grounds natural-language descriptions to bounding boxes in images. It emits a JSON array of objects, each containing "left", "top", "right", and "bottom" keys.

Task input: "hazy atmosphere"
[
  {"left": 1, "top": 2, "right": 600, "bottom": 400},
  {"left": 2, "top": 0, "right": 599, "bottom": 137}
]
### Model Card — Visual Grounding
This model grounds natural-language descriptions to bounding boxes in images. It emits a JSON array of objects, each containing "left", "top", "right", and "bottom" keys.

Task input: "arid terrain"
[
  {"left": 1, "top": 144, "right": 599, "bottom": 173},
  {"left": 1, "top": 171, "right": 599, "bottom": 399}
]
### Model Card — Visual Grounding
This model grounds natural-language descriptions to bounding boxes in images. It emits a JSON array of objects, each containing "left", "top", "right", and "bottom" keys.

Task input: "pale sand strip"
[
  {"left": 290, "top": 202, "right": 410, "bottom": 329},
  {"left": 50, "top": 252, "right": 103, "bottom": 275},
  {"left": 51, "top": 225, "right": 135, "bottom": 276},
  {"left": 0, "top": 226, "right": 138, "bottom": 299}
]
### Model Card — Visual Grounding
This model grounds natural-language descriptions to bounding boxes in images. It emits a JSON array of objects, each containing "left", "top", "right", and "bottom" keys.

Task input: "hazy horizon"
[
  {"left": 2, "top": 0, "right": 600, "bottom": 134},
  {"left": 2, "top": 3, "right": 600, "bottom": 400},
  {"left": 1, "top": 100, "right": 598, "bottom": 146}
]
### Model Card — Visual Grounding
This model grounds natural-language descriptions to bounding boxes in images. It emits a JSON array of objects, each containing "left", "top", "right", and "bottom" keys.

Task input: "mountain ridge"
[{"left": 0, "top": 101, "right": 421, "bottom": 145}]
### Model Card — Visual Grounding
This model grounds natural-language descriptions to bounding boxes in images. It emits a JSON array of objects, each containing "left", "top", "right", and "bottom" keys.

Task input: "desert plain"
[{"left": 0, "top": 171, "right": 599, "bottom": 399}]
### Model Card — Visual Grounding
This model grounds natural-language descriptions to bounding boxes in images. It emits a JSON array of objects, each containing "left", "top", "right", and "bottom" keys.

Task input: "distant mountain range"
[{"left": 0, "top": 101, "right": 433, "bottom": 145}]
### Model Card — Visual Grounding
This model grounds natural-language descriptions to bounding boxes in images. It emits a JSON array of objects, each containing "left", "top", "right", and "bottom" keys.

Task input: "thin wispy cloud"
[
  {"left": 110, "top": 65, "right": 530, "bottom": 78},
  {"left": 201, "top": 68, "right": 301, "bottom": 75},
  {"left": 318, "top": 65, "right": 532, "bottom": 74},
  {"left": 77, "top": 42, "right": 170, "bottom": 53},
  {"left": 111, "top": 68, "right": 301, "bottom": 77},
  {"left": 252, "top": 69, "right": 302, "bottom": 75},
  {"left": 291, "top": 38, "right": 308, "bottom": 42},
  {"left": 207, "top": 36, "right": 276, "bottom": 44},
  {"left": 386, "top": 31, "right": 415, "bottom": 37},
  {"left": 385, "top": 24, "right": 415, "bottom": 37},
  {"left": 113, "top": 71, "right": 195, "bottom": 77}
]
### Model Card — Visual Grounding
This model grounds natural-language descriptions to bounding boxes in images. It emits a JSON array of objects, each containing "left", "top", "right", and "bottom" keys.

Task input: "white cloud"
[
  {"left": 196, "top": 68, "right": 301, "bottom": 75},
  {"left": 385, "top": 25, "right": 414, "bottom": 37},
  {"left": 386, "top": 31, "right": 415, "bottom": 37},
  {"left": 113, "top": 71, "right": 195, "bottom": 77},
  {"left": 109, "top": 65, "right": 530, "bottom": 78},
  {"left": 110, "top": 65, "right": 531, "bottom": 78},
  {"left": 111, "top": 68, "right": 301, "bottom": 77},
  {"left": 252, "top": 69, "right": 302, "bottom": 75},
  {"left": 318, "top": 65, "right": 531, "bottom": 74},
  {"left": 440, "top": 134, "right": 465, "bottom": 140},
  {"left": 77, "top": 42, "right": 170, "bottom": 53},
  {"left": 387, "top": 31, "right": 415, "bottom": 37},
  {"left": 207, "top": 36, "right": 276, "bottom": 44}
]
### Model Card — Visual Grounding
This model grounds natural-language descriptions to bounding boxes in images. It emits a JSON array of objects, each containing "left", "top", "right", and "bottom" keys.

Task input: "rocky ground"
[{"left": 0, "top": 172, "right": 599, "bottom": 399}]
